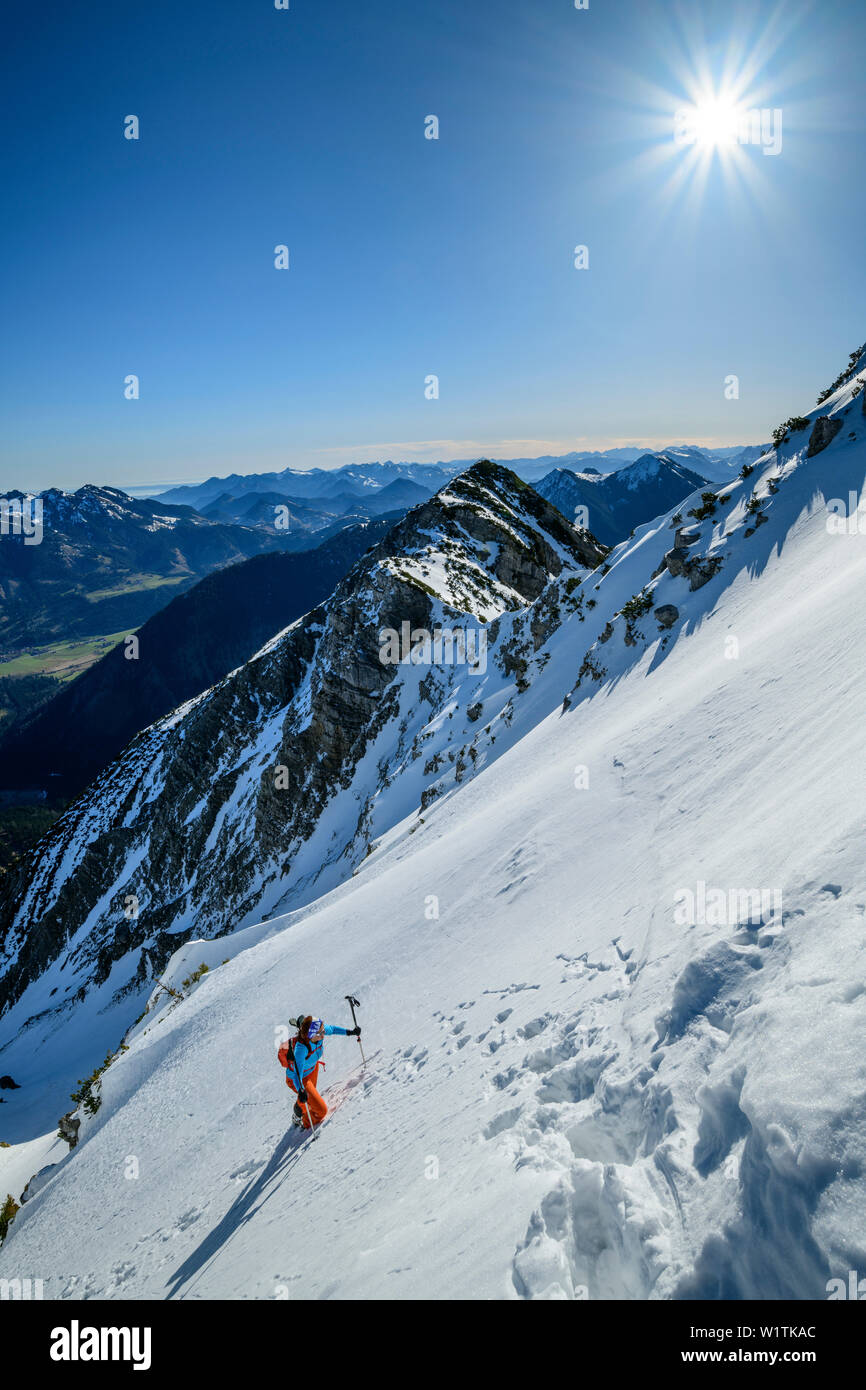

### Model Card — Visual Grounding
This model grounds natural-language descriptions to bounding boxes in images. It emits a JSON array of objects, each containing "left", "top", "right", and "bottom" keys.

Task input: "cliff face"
[
  {"left": 0, "top": 463, "right": 605, "bottom": 1041},
  {"left": 0, "top": 517, "right": 398, "bottom": 803}
]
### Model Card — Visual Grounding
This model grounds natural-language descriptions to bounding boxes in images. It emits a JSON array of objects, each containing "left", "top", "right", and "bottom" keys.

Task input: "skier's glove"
[
  {"left": 298, "top": 1088, "right": 308, "bottom": 1103},
  {"left": 349, "top": 1026, "right": 361, "bottom": 1036}
]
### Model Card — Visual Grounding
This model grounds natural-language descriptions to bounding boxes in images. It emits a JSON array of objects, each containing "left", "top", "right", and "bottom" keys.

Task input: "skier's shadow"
[{"left": 165, "top": 1126, "right": 310, "bottom": 1299}]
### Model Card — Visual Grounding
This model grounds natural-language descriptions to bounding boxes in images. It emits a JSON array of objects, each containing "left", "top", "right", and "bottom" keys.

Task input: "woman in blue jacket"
[{"left": 286, "top": 1014, "right": 360, "bottom": 1128}]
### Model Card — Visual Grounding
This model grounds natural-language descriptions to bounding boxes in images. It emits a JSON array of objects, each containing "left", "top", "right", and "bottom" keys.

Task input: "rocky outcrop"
[
  {"left": 663, "top": 544, "right": 723, "bottom": 592},
  {"left": 57, "top": 1114, "right": 80, "bottom": 1150},
  {"left": 655, "top": 605, "right": 679, "bottom": 629},
  {"left": 807, "top": 415, "right": 844, "bottom": 457}
]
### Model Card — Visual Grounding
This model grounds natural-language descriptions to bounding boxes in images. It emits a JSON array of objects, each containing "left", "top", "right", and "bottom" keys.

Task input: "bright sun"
[{"left": 691, "top": 96, "right": 741, "bottom": 148}]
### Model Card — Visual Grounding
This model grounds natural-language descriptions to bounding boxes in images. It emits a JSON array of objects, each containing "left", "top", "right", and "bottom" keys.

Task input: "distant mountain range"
[
  {"left": 1, "top": 447, "right": 766, "bottom": 660},
  {"left": 0, "top": 448, "right": 730, "bottom": 816},
  {"left": 0, "top": 486, "right": 296, "bottom": 652},
  {"left": 535, "top": 452, "right": 710, "bottom": 547},
  {"left": 156, "top": 462, "right": 455, "bottom": 511},
  {"left": 0, "top": 517, "right": 397, "bottom": 806},
  {"left": 200, "top": 477, "right": 433, "bottom": 530},
  {"left": 152, "top": 444, "right": 766, "bottom": 510}
]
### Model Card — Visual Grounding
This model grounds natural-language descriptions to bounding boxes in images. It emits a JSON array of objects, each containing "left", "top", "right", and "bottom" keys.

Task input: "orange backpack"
[{"left": 278, "top": 1036, "right": 301, "bottom": 1072}]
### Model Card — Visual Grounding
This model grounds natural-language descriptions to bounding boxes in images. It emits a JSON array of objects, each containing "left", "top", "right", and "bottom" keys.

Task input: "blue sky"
[{"left": 1, "top": 0, "right": 864, "bottom": 492}]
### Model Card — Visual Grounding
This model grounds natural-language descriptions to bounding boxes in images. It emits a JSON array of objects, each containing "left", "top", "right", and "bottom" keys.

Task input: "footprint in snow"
[
  {"left": 483, "top": 983, "right": 540, "bottom": 1000},
  {"left": 483, "top": 1106, "right": 522, "bottom": 1140},
  {"left": 174, "top": 1208, "right": 203, "bottom": 1232},
  {"left": 229, "top": 1161, "right": 262, "bottom": 1182},
  {"left": 517, "top": 1014, "right": 553, "bottom": 1041}
]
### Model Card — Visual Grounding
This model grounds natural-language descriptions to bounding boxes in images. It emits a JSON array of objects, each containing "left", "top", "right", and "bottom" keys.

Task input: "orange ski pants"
[{"left": 287, "top": 1061, "right": 328, "bottom": 1128}]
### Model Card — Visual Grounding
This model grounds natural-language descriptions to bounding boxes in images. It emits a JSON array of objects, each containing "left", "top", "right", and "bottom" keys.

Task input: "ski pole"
[
  {"left": 294, "top": 1055, "right": 316, "bottom": 1133},
  {"left": 345, "top": 993, "right": 366, "bottom": 1065},
  {"left": 288, "top": 1021, "right": 317, "bottom": 1132}
]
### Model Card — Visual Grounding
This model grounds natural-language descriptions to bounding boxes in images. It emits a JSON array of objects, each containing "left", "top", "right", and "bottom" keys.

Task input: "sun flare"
[{"left": 691, "top": 96, "right": 741, "bottom": 148}]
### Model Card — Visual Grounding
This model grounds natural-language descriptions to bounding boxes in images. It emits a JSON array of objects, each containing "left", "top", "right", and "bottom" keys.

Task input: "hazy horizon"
[{"left": 16, "top": 434, "right": 767, "bottom": 499}]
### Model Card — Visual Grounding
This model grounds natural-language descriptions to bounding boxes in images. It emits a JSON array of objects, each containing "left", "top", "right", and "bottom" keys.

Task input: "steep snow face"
[
  {"left": 0, "top": 463, "right": 604, "bottom": 1128},
  {"left": 2, "top": 355, "right": 866, "bottom": 1300}
]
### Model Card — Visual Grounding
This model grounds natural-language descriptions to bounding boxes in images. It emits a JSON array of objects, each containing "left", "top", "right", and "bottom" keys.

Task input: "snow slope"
[{"left": 2, "top": 357, "right": 866, "bottom": 1299}]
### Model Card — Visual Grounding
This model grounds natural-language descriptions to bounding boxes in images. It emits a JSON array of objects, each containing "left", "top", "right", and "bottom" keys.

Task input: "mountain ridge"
[{"left": 0, "top": 462, "right": 605, "bottom": 1082}]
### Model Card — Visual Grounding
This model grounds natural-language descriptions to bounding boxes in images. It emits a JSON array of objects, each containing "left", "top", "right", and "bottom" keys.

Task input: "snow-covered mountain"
[
  {"left": 535, "top": 452, "right": 708, "bottom": 546},
  {"left": 2, "top": 347, "right": 865, "bottom": 1300},
  {"left": 0, "top": 484, "right": 297, "bottom": 650},
  {"left": 0, "top": 463, "right": 604, "bottom": 1124}
]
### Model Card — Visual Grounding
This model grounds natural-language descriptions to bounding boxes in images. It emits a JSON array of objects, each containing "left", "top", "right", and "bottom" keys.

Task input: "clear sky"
[{"left": 1, "top": 0, "right": 864, "bottom": 492}]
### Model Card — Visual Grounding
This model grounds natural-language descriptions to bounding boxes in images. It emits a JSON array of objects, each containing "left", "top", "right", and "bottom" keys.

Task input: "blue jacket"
[{"left": 288, "top": 1024, "right": 350, "bottom": 1087}]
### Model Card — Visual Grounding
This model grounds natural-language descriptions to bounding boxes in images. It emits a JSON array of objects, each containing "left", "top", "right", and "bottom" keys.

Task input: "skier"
[{"left": 284, "top": 1014, "right": 361, "bottom": 1129}]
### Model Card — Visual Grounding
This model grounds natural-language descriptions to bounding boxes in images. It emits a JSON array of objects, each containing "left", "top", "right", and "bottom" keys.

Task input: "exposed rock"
[
  {"left": 57, "top": 1113, "right": 81, "bottom": 1149},
  {"left": 663, "top": 547, "right": 723, "bottom": 592},
  {"left": 655, "top": 605, "right": 679, "bottom": 629},
  {"left": 529, "top": 584, "right": 563, "bottom": 652},
  {"left": 0, "top": 1075, "right": 21, "bottom": 1089},
  {"left": 807, "top": 415, "right": 843, "bottom": 458}
]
